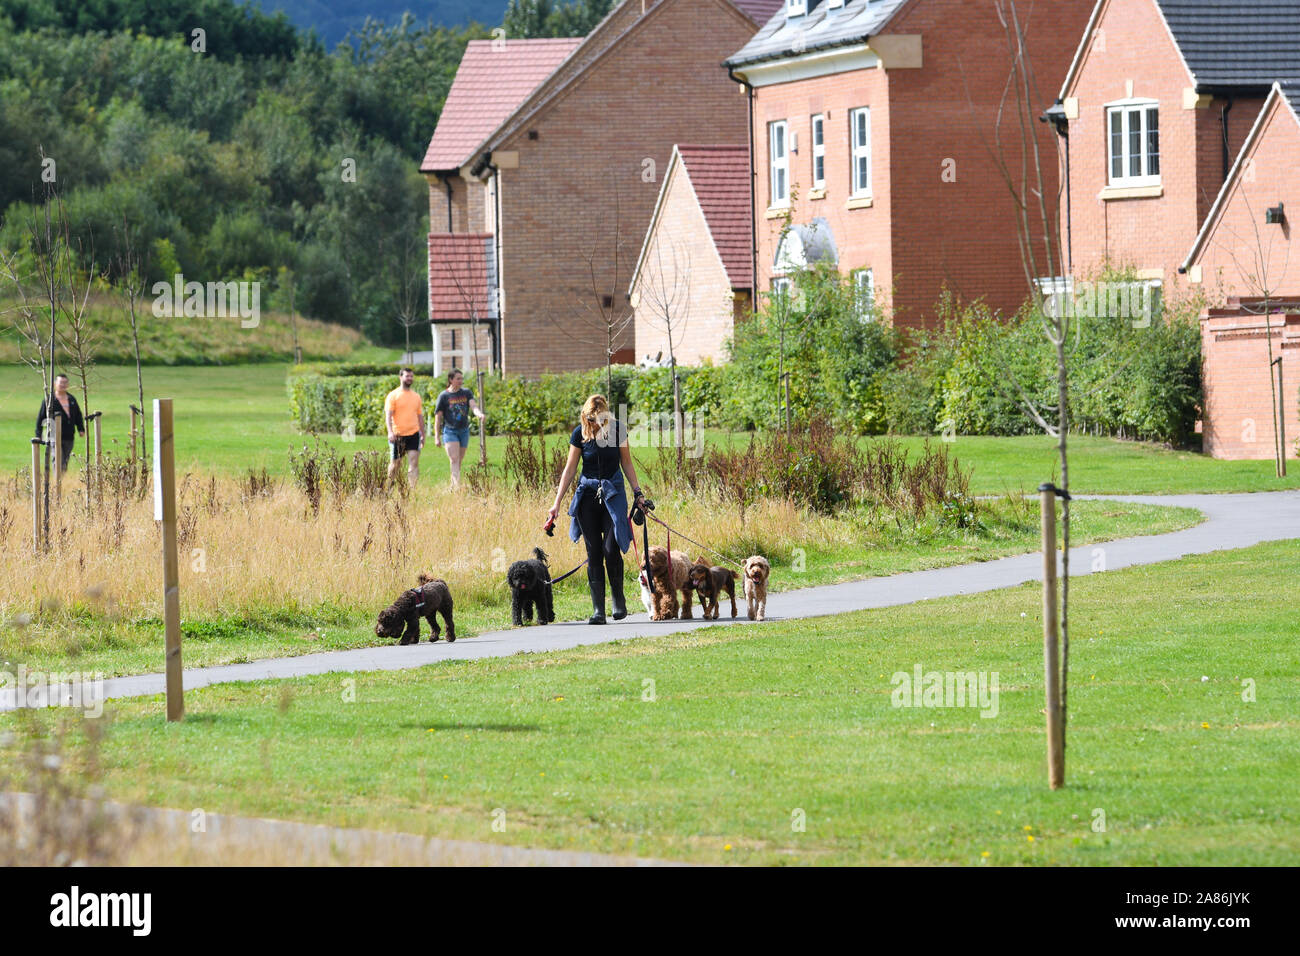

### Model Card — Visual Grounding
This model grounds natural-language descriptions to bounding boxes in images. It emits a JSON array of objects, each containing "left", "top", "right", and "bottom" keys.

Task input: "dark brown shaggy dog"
[
  {"left": 742, "top": 555, "right": 770, "bottom": 622},
  {"left": 376, "top": 573, "right": 455, "bottom": 645},
  {"left": 646, "top": 546, "right": 693, "bottom": 620},
  {"left": 687, "top": 559, "right": 737, "bottom": 620}
]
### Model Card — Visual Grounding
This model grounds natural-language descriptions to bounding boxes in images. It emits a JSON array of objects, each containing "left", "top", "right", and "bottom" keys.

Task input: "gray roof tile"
[
  {"left": 725, "top": 0, "right": 909, "bottom": 68},
  {"left": 1157, "top": 0, "right": 1300, "bottom": 88}
]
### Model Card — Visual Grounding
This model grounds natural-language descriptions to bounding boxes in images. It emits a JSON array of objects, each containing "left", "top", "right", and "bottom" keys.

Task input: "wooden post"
[
  {"left": 51, "top": 411, "right": 62, "bottom": 505},
  {"left": 130, "top": 405, "right": 139, "bottom": 489},
  {"left": 155, "top": 399, "right": 183, "bottom": 722},
  {"left": 1039, "top": 483, "right": 1065, "bottom": 790},
  {"left": 672, "top": 359, "right": 683, "bottom": 465},
  {"left": 1274, "top": 358, "right": 1287, "bottom": 478},
  {"left": 782, "top": 372, "right": 791, "bottom": 435},
  {"left": 30, "top": 438, "right": 42, "bottom": 552},
  {"left": 477, "top": 369, "right": 487, "bottom": 467},
  {"left": 91, "top": 412, "right": 102, "bottom": 499}
]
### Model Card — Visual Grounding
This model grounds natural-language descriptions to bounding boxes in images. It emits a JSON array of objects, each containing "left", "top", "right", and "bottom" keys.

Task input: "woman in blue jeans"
[
  {"left": 434, "top": 368, "right": 486, "bottom": 488},
  {"left": 547, "top": 394, "right": 647, "bottom": 624}
]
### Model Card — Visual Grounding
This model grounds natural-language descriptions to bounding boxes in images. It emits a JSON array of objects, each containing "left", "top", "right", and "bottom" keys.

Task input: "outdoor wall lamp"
[{"left": 1266, "top": 203, "right": 1285, "bottom": 224}]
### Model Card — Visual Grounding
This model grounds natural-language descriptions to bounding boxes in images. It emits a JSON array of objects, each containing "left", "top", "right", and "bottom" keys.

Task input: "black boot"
[
  {"left": 588, "top": 573, "right": 607, "bottom": 625},
  {"left": 610, "top": 573, "right": 627, "bottom": 621}
]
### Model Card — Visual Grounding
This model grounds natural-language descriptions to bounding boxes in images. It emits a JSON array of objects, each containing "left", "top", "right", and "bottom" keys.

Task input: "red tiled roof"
[
  {"left": 730, "top": 0, "right": 784, "bottom": 24},
  {"left": 678, "top": 145, "right": 752, "bottom": 289},
  {"left": 428, "top": 234, "right": 494, "bottom": 321},
  {"left": 421, "top": 38, "right": 582, "bottom": 173}
]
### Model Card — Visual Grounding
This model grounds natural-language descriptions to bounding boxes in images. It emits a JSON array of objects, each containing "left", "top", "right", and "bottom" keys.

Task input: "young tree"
[{"left": 636, "top": 231, "right": 693, "bottom": 460}]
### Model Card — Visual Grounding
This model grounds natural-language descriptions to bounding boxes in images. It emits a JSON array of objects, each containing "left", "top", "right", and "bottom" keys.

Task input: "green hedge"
[{"left": 287, "top": 363, "right": 729, "bottom": 437}]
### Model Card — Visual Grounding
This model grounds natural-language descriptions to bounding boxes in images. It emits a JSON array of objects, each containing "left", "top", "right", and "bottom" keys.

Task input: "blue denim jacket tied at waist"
[{"left": 568, "top": 474, "right": 631, "bottom": 553}]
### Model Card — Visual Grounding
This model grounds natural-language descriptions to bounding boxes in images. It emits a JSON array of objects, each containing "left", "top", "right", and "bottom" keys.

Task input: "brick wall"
[
  {"left": 752, "top": 68, "right": 892, "bottom": 313},
  {"left": 885, "top": 0, "right": 1089, "bottom": 326},
  {"left": 749, "top": 0, "right": 1090, "bottom": 329},
  {"left": 1063, "top": 0, "right": 1268, "bottom": 286},
  {"left": 1201, "top": 310, "right": 1299, "bottom": 460},
  {"left": 493, "top": 0, "right": 756, "bottom": 377},
  {"left": 427, "top": 173, "right": 487, "bottom": 234},
  {"left": 631, "top": 157, "right": 737, "bottom": 365},
  {"left": 1193, "top": 92, "right": 1300, "bottom": 460}
]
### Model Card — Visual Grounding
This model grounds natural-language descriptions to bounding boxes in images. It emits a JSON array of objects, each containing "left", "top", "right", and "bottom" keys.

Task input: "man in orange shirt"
[{"left": 384, "top": 368, "right": 426, "bottom": 486}]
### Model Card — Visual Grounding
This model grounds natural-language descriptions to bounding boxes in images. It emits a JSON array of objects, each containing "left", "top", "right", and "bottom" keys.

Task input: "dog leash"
[
  {"left": 545, "top": 558, "right": 589, "bottom": 586},
  {"left": 642, "top": 511, "right": 746, "bottom": 571}
]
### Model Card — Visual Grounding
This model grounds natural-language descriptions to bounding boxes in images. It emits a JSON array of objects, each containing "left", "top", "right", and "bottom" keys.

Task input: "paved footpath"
[{"left": 7, "top": 491, "right": 1299, "bottom": 710}]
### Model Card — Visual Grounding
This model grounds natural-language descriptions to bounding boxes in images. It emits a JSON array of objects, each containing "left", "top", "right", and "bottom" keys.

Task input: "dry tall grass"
[{"left": 0, "top": 467, "right": 834, "bottom": 632}]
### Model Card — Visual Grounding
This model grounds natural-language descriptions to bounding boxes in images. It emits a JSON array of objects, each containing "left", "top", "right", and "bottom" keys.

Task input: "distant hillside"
[{"left": 255, "top": 1, "right": 511, "bottom": 46}]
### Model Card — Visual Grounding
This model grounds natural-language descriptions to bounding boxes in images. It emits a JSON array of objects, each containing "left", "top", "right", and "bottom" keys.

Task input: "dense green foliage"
[
  {"left": 0, "top": 6, "right": 493, "bottom": 345},
  {"left": 724, "top": 266, "right": 1205, "bottom": 447},
  {"left": 502, "top": 0, "right": 615, "bottom": 37}
]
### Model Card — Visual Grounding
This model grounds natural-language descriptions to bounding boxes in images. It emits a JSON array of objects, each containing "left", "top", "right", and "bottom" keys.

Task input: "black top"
[
  {"left": 570, "top": 420, "right": 625, "bottom": 480},
  {"left": 35, "top": 392, "right": 85, "bottom": 443}
]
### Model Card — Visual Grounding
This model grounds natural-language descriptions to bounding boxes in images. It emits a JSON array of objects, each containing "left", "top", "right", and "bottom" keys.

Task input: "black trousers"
[{"left": 574, "top": 491, "right": 625, "bottom": 607}]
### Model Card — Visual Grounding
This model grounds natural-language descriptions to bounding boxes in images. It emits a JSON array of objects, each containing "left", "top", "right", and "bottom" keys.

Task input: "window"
[
  {"left": 811, "top": 114, "right": 825, "bottom": 190},
  {"left": 853, "top": 268, "right": 875, "bottom": 320},
  {"left": 769, "top": 120, "right": 789, "bottom": 207},
  {"left": 786, "top": 0, "right": 807, "bottom": 15},
  {"left": 850, "top": 107, "right": 871, "bottom": 196},
  {"left": 1106, "top": 101, "right": 1159, "bottom": 186}
]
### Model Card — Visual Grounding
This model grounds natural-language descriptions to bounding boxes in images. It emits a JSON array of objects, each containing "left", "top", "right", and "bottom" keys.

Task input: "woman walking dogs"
[{"left": 548, "top": 395, "right": 647, "bottom": 625}]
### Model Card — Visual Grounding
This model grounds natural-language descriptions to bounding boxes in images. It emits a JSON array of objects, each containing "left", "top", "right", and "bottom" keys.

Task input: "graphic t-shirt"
[
  {"left": 436, "top": 388, "right": 474, "bottom": 430},
  {"left": 384, "top": 387, "right": 423, "bottom": 437}
]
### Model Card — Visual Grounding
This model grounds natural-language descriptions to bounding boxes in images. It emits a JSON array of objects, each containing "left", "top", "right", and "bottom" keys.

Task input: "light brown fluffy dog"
[
  {"left": 646, "top": 546, "right": 693, "bottom": 620},
  {"left": 742, "top": 555, "right": 770, "bottom": 621}
]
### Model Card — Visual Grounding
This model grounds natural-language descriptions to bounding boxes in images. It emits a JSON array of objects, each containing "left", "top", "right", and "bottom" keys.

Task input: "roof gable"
[
  {"left": 679, "top": 145, "right": 753, "bottom": 289},
  {"left": 1183, "top": 81, "right": 1300, "bottom": 269},
  {"left": 631, "top": 144, "right": 753, "bottom": 294},
  {"left": 420, "top": 38, "right": 582, "bottom": 173}
]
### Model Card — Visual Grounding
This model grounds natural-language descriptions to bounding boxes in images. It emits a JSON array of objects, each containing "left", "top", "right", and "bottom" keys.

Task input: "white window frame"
[
  {"left": 769, "top": 120, "right": 789, "bottom": 208},
  {"left": 850, "top": 107, "right": 871, "bottom": 197},
  {"left": 786, "top": 0, "right": 807, "bottom": 16},
  {"left": 811, "top": 113, "right": 826, "bottom": 190},
  {"left": 1105, "top": 99, "right": 1160, "bottom": 187},
  {"left": 853, "top": 268, "right": 875, "bottom": 320}
]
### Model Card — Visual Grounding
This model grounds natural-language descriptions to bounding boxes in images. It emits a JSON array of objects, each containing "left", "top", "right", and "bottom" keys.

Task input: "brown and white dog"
[
  {"left": 646, "top": 546, "right": 693, "bottom": 620},
  {"left": 742, "top": 555, "right": 770, "bottom": 622},
  {"left": 687, "top": 560, "right": 737, "bottom": 620}
]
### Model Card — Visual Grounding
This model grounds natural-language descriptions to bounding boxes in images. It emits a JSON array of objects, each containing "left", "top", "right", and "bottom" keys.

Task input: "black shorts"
[{"left": 390, "top": 433, "right": 421, "bottom": 459}]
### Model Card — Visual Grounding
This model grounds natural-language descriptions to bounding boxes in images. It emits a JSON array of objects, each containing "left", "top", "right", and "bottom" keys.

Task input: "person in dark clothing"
[
  {"left": 547, "top": 394, "right": 647, "bottom": 624},
  {"left": 34, "top": 374, "right": 85, "bottom": 470}
]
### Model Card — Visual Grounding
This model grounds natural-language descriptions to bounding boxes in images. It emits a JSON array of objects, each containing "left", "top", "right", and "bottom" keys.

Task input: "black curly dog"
[
  {"left": 507, "top": 547, "right": 555, "bottom": 626},
  {"left": 376, "top": 573, "right": 455, "bottom": 645}
]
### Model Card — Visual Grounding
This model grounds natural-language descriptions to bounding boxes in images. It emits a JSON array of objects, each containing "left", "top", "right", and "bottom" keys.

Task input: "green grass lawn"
[
  {"left": 2, "top": 498, "right": 1198, "bottom": 678},
  {"left": 3, "top": 362, "right": 1295, "bottom": 493},
  {"left": 31, "top": 539, "right": 1296, "bottom": 866}
]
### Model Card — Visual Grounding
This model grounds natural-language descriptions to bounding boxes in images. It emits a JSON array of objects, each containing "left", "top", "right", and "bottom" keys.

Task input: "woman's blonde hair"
[{"left": 580, "top": 394, "right": 611, "bottom": 442}]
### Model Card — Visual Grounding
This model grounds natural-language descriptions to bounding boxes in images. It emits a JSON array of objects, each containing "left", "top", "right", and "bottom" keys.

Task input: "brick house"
[
  {"left": 723, "top": 0, "right": 1092, "bottom": 330},
  {"left": 1046, "top": 0, "right": 1300, "bottom": 302},
  {"left": 420, "top": 0, "right": 780, "bottom": 377},
  {"left": 1182, "top": 81, "right": 1300, "bottom": 460},
  {"left": 629, "top": 145, "right": 753, "bottom": 365}
]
